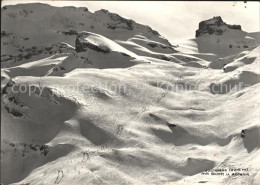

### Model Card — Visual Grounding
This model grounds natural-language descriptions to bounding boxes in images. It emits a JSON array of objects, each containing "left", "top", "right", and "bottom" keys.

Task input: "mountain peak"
[
  {"left": 196, "top": 16, "right": 242, "bottom": 37},
  {"left": 212, "top": 16, "right": 223, "bottom": 21}
]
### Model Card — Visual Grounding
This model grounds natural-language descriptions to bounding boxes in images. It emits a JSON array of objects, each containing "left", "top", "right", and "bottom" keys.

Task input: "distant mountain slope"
[
  {"left": 195, "top": 16, "right": 259, "bottom": 57},
  {"left": 1, "top": 3, "right": 173, "bottom": 67}
]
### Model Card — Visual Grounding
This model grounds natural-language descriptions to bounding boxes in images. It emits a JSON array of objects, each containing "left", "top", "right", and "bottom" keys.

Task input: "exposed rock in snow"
[
  {"left": 194, "top": 16, "right": 259, "bottom": 57},
  {"left": 76, "top": 32, "right": 112, "bottom": 53},
  {"left": 196, "top": 16, "right": 241, "bottom": 37}
]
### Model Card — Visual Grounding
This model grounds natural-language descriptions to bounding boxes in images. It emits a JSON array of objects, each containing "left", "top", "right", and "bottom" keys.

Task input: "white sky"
[{"left": 2, "top": 1, "right": 260, "bottom": 42}]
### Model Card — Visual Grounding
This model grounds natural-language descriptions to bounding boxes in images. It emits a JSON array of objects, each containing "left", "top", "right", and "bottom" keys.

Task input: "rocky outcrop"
[
  {"left": 103, "top": 10, "right": 134, "bottom": 31},
  {"left": 75, "top": 32, "right": 111, "bottom": 53},
  {"left": 196, "top": 16, "right": 242, "bottom": 37},
  {"left": 1, "top": 42, "right": 74, "bottom": 66}
]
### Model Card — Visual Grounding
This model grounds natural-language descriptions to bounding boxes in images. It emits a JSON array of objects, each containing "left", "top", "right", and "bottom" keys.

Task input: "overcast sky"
[{"left": 2, "top": 1, "right": 260, "bottom": 42}]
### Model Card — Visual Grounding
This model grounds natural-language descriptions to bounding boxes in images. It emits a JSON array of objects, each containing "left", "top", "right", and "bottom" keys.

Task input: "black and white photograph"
[{"left": 1, "top": 1, "right": 260, "bottom": 184}]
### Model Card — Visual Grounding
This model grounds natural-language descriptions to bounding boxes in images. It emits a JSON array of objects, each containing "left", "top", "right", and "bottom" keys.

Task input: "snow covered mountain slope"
[
  {"left": 1, "top": 3, "right": 173, "bottom": 68},
  {"left": 1, "top": 4, "right": 260, "bottom": 185}
]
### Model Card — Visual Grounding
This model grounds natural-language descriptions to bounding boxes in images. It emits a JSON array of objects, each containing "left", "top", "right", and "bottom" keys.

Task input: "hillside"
[{"left": 1, "top": 3, "right": 174, "bottom": 68}]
